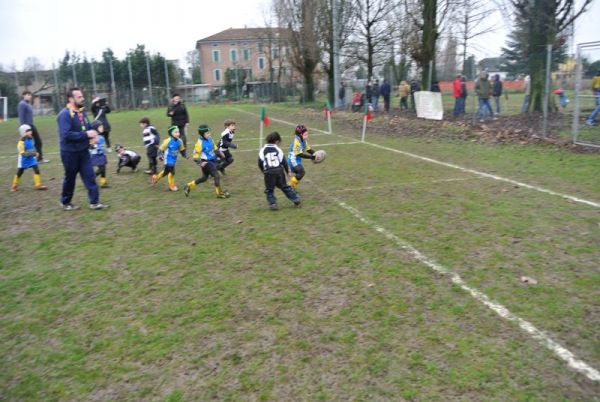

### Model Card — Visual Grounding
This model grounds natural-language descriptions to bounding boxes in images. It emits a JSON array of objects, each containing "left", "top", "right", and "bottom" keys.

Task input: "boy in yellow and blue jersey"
[
  {"left": 11, "top": 124, "right": 47, "bottom": 192},
  {"left": 89, "top": 120, "right": 110, "bottom": 188},
  {"left": 152, "top": 125, "right": 187, "bottom": 191},
  {"left": 183, "top": 124, "right": 229, "bottom": 198},
  {"left": 287, "top": 124, "right": 315, "bottom": 190}
]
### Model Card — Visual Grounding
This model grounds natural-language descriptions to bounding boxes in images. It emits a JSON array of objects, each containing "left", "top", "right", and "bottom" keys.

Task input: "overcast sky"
[{"left": 0, "top": 0, "right": 598, "bottom": 72}]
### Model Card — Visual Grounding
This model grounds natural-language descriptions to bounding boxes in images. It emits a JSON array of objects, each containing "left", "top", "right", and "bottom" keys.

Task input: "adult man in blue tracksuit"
[
  {"left": 57, "top": 88, "right": 108, "bottom": 210},
  {"left": 18, "top": 90, "right": 48, "bottom": 163}
]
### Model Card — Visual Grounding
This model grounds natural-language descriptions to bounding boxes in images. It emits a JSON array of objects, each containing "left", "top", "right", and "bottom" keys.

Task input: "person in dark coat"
[
  {"left": 91, "top": 96, "right": 112, "bottom": 149},
  {"left": 380, "top": 79, "right": 391, "bottom": 112},
  {"left": 371, "top": 79, "right": 380, "bottom": 111},
  {"left": 167, "top": 93, "right": 190, "bottom": 149},
  {"left": 365, "top": 82, "right": 373, "bottom": 105},
  {"left": 338, "top": 83, "right": 346, "bottom": 109},
  {"left": 410, "top": 80, "right": 421, "bottom": 111},
  {"left": 492, "top": 74, "right": 503, "bottom": 115},
  {"left": 18, "top": 91, "right": 48, "bottom": 162}
]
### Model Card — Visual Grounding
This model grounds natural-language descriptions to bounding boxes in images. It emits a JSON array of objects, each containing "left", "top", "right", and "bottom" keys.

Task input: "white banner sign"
[{"left": 415, "top": 91, "right": 444, "bottom": 120}]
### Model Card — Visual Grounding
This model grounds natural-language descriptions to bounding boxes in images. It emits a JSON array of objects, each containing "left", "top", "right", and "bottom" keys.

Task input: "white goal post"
[{"left": 0, "top": 97, "right": 7, "bottom": 122}]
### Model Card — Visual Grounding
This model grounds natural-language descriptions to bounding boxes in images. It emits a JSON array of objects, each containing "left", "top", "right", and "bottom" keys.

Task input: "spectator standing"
[
  {"left": 371, "top": 79, "right": 381, "bottom": 111},
  {"left": 18, "top": 91, "right": 48, "bottom": 163},
  {"left": 338, "top": 83, "right": 346, "bottom": 109},
  {"left": 592, "top": 69, "right": 600, "bottom": 106},
  {"left": 381, "top": 79, "right": 391, "bottom": 112},
  {"left": 398, "top": 81, "right": 410, "bottom": 111},
  {"left": 475, "top": 72, "right": 494, "bottom": 121},
  {"left": 460, "top": 77, "right": 468, "bottom": 114},
  {"left": 365, "top": 82, "right": 373, "bottom": 105},
  {"left": 167, "top": 93, "right": 190, "bottom": 149},
  {"left": 91, "top": 97, "right": 112, "bottom": 150},
  {"left": 410, "top": 80, "right": 421, "bottom": 111},
  {"left": 492, "top": 74, "right": 504, "bottom": 115},
  {"left": 452, "top": 75, "right": 463, "bottom": 117}
]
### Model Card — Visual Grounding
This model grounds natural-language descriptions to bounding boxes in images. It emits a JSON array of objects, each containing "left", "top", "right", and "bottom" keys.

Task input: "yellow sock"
[
  {"left": 99, "top": 177, "right": 107, "bottom": 186},
  {"left": 215, "top": 186, "right": 222, "bottom": 195},
  {"left": 187, "top": 180, "right": 197, "bottom": 189},
  {"left": 167, "top": 173, "right": 175, "bottom": 187},
  {"left": 155, "top": 171, "right": 165, "bottom": 182},
  {"left": 12, "top": 175, "right": 20, "bottom": 187},
  {"left": 289, "top": 176, "right": 299, "bottom": 189},
  {"left": 33, "top": 174, "right": 42, "bottom": 186}
]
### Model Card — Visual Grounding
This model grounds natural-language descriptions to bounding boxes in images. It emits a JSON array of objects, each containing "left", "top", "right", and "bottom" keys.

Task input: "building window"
[
  {"left": 243, "top": 48, "right": 250, "bottom": 61},
  {"left": 230, "top": 49, "right": 238, "bottom": 63},
  {"left": 214, "top": 69, "right": 221, "bottom": 82},
  {"left": 272, "top": 48, "right": 279, "bottom": 59},
  {"left": 212, "top": 50, "right": 220, "bottom": 63},
  {"left": 258, "top": 42, "right": 263, "bottom": 53},
  {"left": 258, "top": 57, "right": 265, "bottom": 70}
]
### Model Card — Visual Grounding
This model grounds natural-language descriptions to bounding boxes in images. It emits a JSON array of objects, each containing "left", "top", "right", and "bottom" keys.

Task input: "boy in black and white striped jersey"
[
  {"left": 139, "top": 117, "right": 160, "bottom": 174},
  {"left": 258, "top": 131, "right": 301, "bottom": 210}
]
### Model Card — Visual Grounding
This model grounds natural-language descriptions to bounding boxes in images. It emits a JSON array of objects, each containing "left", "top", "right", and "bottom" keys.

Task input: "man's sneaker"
[
  {"left": 151, "top": 175, "right": 158, "bottom": 185},
  {"left": 35, "top": 184, "right": 47, "bottom": 190},
  {"left": 183, "top": 184, "right": 190, "bottom": 197},
  {"left": 40, "top": 159, "right": 50, "bottom": 163},
  {"left": 294, "top": 200, "right": 302, "bottom": 208},
  {"left": 169, "top": 186, "right": 179, "bottom": 192},
  {"left": 100, "top": 184, "right": 111, "bottom": 189},
  {"left": 10, "top": 185, "right": 18, "bottom": 192},
  {"left": 62, "top": 203, "right": 79, "bottom": 211},
  {"left": 144, "top": 169, "right": 153, "bottom": 174},
  {"left": 269, "top": 203, "right": 278, "bottom": 210},
  {"left": 89, "top": 203, "right": 109, "bottom": 210},
  {"left": 585, "top": 121, "right": 596, "bottom": 126}
]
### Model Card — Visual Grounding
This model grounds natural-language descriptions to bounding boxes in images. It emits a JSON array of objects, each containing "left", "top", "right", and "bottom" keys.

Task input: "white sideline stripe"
[
  {"left": 364, "top": 142, "right": 600, "bottom": 209},
  {"left": 337, "top": 200, "right": 600, "bottom": 382},
  {"left": 232, "top": 107, "right": 600, "bottom": 209}
]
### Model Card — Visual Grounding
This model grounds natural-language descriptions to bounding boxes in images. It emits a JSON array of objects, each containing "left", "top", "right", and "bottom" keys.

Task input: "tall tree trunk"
[{"left": 421, "top": 0, "right": 437, "bottom": 89}]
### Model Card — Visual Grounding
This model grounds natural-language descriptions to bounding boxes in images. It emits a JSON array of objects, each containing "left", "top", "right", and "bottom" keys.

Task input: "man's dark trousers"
[{"left": 60, "top": 150, "right": 99, "bottom": 205}]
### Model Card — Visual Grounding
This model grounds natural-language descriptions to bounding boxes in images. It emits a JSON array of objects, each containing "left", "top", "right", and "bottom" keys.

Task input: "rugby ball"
[{"left": 313, "top": 150, "right": 327, "bottom": 163}]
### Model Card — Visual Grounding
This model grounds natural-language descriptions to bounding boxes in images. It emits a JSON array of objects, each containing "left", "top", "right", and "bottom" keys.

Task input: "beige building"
[{"left": 195, "top": 27, "right": 296, "bottom": 87}]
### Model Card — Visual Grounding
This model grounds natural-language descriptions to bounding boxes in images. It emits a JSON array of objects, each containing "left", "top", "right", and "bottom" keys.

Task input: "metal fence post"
[{"left": 542, "top": 44, "right": 552, "bottom": 138}]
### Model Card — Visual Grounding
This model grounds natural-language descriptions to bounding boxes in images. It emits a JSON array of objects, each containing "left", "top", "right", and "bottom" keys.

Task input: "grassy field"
[{"left": 1, "top": 103, "right": 599, "bottom": 401}]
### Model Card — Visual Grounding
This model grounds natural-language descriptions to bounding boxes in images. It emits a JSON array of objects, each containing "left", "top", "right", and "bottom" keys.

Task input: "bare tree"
[
  {"left": 275, "top": 0, "right": 322, "bottom": 102},
  {"left": 347, "top": 0, "right": 394, "bottom": 81},
  {"left": 455, "top": 0, "right": 497, "bottom": 75},
  {"left": 404, "top": 0, "right": 452, "bottom": 89}
]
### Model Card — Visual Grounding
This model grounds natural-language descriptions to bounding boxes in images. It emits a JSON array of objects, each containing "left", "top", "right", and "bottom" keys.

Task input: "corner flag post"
[{"left": 260, "top": 107, "right": 270, "bottom": 150}]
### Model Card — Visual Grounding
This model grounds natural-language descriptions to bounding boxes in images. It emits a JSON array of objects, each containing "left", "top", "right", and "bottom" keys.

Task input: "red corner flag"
[
  {"left": 324, "top": 100, "right": 332, "bottom": 119},
  {"left": 261, "top": 107, "right": 270, "bottom": 128},
  {"left": 364, "top": 103, "right": 373, "bottom": 122}
]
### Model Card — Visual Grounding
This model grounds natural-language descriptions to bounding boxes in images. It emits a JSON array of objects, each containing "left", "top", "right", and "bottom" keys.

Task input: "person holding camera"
[
  {"left": 91, "top": 96, "right": 112, "bottom": 150},
  {"left": 167, "top": 93, "right": 189, "bottom": 149}
]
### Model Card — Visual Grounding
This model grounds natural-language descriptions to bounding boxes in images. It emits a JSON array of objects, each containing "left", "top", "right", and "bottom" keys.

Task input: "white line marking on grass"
[
  {"left": 364, "top": 142, "right": 600, "bottom": 209},
  {"left": 231, "top": 107, "right": 600, "bottom": 209},
  {"left": 337, "top": 200, "right": 600, "bottom": 382}
]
